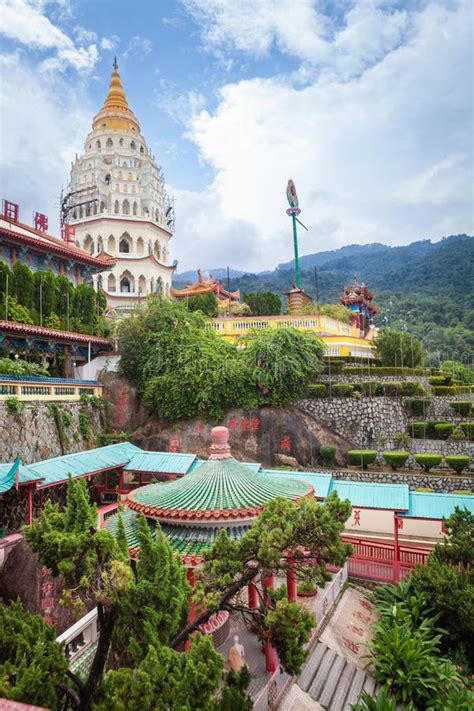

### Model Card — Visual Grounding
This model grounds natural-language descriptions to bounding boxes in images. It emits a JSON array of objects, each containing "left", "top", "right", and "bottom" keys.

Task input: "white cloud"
[
  {"left": 173, "top": 0, "right": 473, "bottom": 271},
  {"left": 0, "top": 0, "right": 99, "bottom": 71},
  {"left": 74, "top": 25, "right": 97, "bottom": 43},
  {"left": 123, "top": 35, "right": 153, "bottom": 60},
  {"left": 100, "top": 36, "right": 117, "bottom": 51}
]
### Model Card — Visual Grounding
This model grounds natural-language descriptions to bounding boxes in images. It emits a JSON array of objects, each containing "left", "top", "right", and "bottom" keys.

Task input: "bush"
[
  {"left": 459, "top": 423, "right": 474, "bottom": 440},
  {"left": 429, "top": 375, "right": 452, "bottom": 386},
  {"left": 383, "top": 381, "right": 403, "bottom": 396},
  {"left": 450, "top": 427, "right": 466, "bottom": 441},
  {"left": 449, "top": 401, "right": 473, "bottom": 417},
  {"left": 5, "top": 396, "right": 24, "bottom": 417},
  {"left": 355, "top": 381, "right": 384, "bottom": 396},
  {"left": 0, "top": 357, "right": 49, "bottom": 377},
  {"left": 405, "top": 398, "right": 431, "bottom": 417},
  {"left": 383, "top": 451, "right": 409, "bottom": 470},
  {"left": 330, "top": 383, "right": 354, "bottom": 397},
  {"left": 347, "top": 450, "right": 377, "bottom": 469},
  {"left": 400, "top": 381, "right": 425, "bottom": 396},
  {"left": 445, "top": 456, "right": 470, "bottom": 474},
  {"left": 414, "top": 454, "right": 443, "bottom": 471},
  {"left": 343, "top": 366, "right": 427, "bottom": 376},
  {"left": 306, "top": 383, "right": 325, "bottom": 398},
  {"left": 434, "top": 423, "right": 454, "bottom": 439},
  {"left": 320, "top": 445, "right": 336, "bottom": 468},
  {"left": 410, "top": 421, "right": 428, "bottom": 438}
]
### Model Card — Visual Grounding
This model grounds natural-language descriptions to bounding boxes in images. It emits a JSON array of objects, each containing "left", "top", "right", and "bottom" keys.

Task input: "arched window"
[
  {"left": 138, "top": 275, "right": 147, "bottom": 295},
  {"left": 130, "top": 141, "right": 136, "bottom": 151},
  {"left": 106, "top": 137, "right": 113, "bottom": 148},
  {"left": 95, "top": 140, "right": 101, "bottom": 150},
  {"left": 132, "top": 201, "right": 138, "bottom": 216},
  {"left": 119, "top": 233, "right": 131, "bottom": 253},
  {"left": 100, "top": 201, "right": 106, "bottom": 213},
  {"left": 107, "top": 235, "right": 116, "bottom": 253},
  {"left": 84, "top": 235, "right": 94, "bottom": 254},
  {"left": 93, "top": 202, "right": 98, "bottom": 215},
  {"left": 162, "top": 246, "right": 167, "bottom": 263},
  {"left": 114, "top": 200, "right": 119, "bottom": 214},
  {"left": 72, "top": 210, "right": 77, "bottom": 219},
  {"left": 140, "top": 145, "right": 144, "bottom": 154},
  {"left": 107, "top": 273, "right": 116, "bottom": 292},
  {"left": 79, "top": 206, "right": 83, "bottom": 218},
  {"left": 122, "top": 199, "right": 130, "bottom": 215},
  {"left": 97, "top": 236, "right": 103, "bottom": 252},
  {"left": 120, "top": 271, "right": 134, "bottom": 293},
  {"left": 136, "top": 236, "right": 144, "bottom": 254},
  {"left": 154, "top": 241, "right": 161, "bottom": 260},
  {"left": 119, "top": 138, "right": 124, "bottom": 146},
  {"left": 156, "top": 277, "right": 163, "bottom": 295}
]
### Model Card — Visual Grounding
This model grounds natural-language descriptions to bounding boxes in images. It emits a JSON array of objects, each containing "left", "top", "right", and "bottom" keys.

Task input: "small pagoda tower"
[{"left": 340, "top": 276, "right": 379, "bottom": 334}]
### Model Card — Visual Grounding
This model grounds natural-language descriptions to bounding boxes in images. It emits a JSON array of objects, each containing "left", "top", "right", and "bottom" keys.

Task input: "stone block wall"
[
  {"left": 330, "top": 468, "right": 474, "bottom": 493},
  {"left": 0, "top": 401, "right": 106, "bottom": 464}
]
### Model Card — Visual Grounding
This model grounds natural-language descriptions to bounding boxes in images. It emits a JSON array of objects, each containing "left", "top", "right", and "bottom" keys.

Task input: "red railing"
[{"left": 342, "top": 536, "right": 431, "bottom": 583}]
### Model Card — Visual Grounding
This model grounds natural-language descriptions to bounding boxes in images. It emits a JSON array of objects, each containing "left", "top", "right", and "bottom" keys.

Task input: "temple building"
[
  {"left": 340, "top": 277, "right": 379, "bottom": 335},
  {"left": 64, "top": 60, "right": 175, "bottom": 316},
  {"left": 171, "top": 270, "right": 240, "bottom": 311}
]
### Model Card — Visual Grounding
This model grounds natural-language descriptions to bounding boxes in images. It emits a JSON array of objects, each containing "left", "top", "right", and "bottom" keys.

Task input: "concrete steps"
[{"left": 296, "top": 641, "right": 379, "bottom": 710}]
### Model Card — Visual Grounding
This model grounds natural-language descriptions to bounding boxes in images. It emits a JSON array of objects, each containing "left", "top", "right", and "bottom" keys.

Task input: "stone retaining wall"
[
  {"left": 0, "top": 402, "right": 106, "bottom": 464},
  {"left": 318, "top": 373, "right": 430, "bottom": 385},
  {"left": 329, "top": 468, "right": 474, "bottom": 493},
  {"left": 408, "top": 438, "right": 474, "bottom": 457}
]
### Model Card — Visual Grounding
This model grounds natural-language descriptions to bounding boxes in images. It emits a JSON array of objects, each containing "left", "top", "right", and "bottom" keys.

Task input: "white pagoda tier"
[{"left": 65, "top": 60, "right": 175, "bottom": 317}]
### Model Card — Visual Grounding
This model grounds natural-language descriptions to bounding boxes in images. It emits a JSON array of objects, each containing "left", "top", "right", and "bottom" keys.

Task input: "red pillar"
[
  {"left": 248, "top": 582, "right": 258, "bottom": 609},
  {"left": 393, "top": 514, "right": 400, "bottom": 583},
  {"left": 265, "top": 638, "right": 278, "bottom": 673},
  {"left": 185, "top": 568, "right": 196, "bottom": 651},
  {"left": 27, "top": 486, "right": 33, "bottom": 525},
  {"left": 118, "top": 469, "right": 124, "bottom": 495},
  {"left": 286, "top": 566, "right": 297, "bottom": 602}
]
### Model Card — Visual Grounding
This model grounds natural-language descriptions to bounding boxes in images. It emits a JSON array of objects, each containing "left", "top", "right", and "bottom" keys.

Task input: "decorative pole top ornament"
[
  {"left": 209, "top": 426, "right": 232, "bottom": 460},
  {"left": 286, "top": 179, "right": 301, "bottom": 216}
]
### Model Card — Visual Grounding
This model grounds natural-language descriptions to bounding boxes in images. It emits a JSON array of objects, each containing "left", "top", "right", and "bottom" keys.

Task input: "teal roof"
[
  {"left": 190, "top": 460, "right": 262, "bottom": 473},
  {"left": 0, "top": 460, "right": 44, "bottom": 493},
  {"left": 27, "top": 442, "right": 142, "bottom": 488},
  {"left": 124, "top": 451, "right": 198, "bottom": 475},
  {"left": 262, "top": 470, "right": 333, "bottom": 499},
  {"left": 328, "top": 480, "right": 409, "bottom": 511},
  {"left": 402, "top": 492, "right": 474, "bottom": 519}
]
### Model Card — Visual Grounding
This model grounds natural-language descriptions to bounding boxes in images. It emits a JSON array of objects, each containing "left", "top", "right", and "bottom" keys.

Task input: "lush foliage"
[
  {"left": 320, "top": 444, "right": 336, "bottom": 467},
  {"left": 306, "top": 383, "right": 325, "bottom": 397},
  {"left": 441, "top": 360, "right": 474, "bottom": 384},
  {"left": 186, "top": 291, "right": 218, "bottom": 317},
  {"left": 118, "top": 298, "right": 324, "bottom": 419},
  {"left": 243, "top": 290, "right": 281, "bottom": 316},
  {"left": 382, "top": 451, "right": 409, "bottom": 470},
  {"left": 405, "top": 397, "right": 431, "bottom": 417},
  {"left": 0, "top": 357, "right": 50, "bottom": 377},
  {"left": 0, "top": 601, "right": 69, "bottom": 709},
  {"left": 449, "top": 400, "right": 473, "bottom": 416},
  {"left": 5, "top": 396, "right": 23, "bottom": 416},
  {"left": 347, "top": 450, "right": 377, "bottom": 469},
  {"left": 434, "top": 422, "right": 454, "bottom": 439},
  {"left": 414, "top": 454, "right": 442, "bottom": 471},
  {"left": 0, "top": 260, "right": 109, "bottom": 336},
  {"left": 374, "top": 329, "right": 423, "bottom": 368},
  {"left": 445, "top": 455, "right": 470, "bottom": 473},
  {"left": 351, "top": 688, "right": 413, "bottom": 711}
]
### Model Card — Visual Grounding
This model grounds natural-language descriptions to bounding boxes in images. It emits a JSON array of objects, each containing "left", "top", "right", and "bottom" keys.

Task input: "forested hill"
[{"left": 173, "top": 235, "right": 474, "bottom": 355}]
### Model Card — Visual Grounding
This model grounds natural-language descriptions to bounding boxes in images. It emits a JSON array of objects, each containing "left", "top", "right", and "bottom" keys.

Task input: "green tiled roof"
[
  {"left": 128, "top": 456, "right": 311, "bottom": 516},
  {"left": 124, "top": 451, "right": 198, "bottom": 475},
  {"left": 27, "top": 442, "right": 142, "bottom": 488},
  {"left": 401, "top": 492, "right": 474, "bottom": 519},
  {"left": 105, "top": 509, "right": 250, "bottom": 555},
  {"left": 328, "top": 480, "right": 409, "bottom": 511},
  {"left": 262, "top": 470, "right": 333, "bottom": 499},
  {"left": 0, "top": 459, "right": 43, "bottom": 493}
]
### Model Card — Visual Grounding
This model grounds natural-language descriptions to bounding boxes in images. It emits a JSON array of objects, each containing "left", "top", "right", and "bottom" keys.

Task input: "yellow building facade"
[{"left": 210, "top": 313, "right": 376, "bottom": 358}]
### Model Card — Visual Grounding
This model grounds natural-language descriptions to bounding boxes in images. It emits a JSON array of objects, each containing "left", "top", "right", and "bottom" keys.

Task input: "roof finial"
[
  {"left": 209, "top": 427, "right": 232, "bottom": 460},
  {"left": 113, "top": 56, "right": 118, "bottom": 70}
]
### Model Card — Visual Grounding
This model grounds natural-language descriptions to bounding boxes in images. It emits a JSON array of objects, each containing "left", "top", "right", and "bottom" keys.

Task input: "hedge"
[
  {"left": 382, "top": 381, "right": 425, "bottom": 397},
  {"left": 405, "top": 398, "right": 431, "bottom": 417},
  {"left": 434, "top": 423, "right": 455, "bottom": 440},
  {"left": 432, "top": 385, "right": 473, "bottom": 396},
  {"left": 306, "top": 383, "right": 326, "bottom": 398},
  {"left": 330, "top": 383, "right": 354, "bottom": 397},
  {"left": 428, "top": 375, "right": 452, "bottom": 386},
  {"left": 460, "top": 423, "right": 474, "bottom": 440},
  {"left": 449, "top": 401, "right": 473, "bottom": 417},
  {"left": 414, "top": 454, "right": 443, "bottom": 471},
  {"left": 445, "top": 455, "right": 470, "bottom": 474},
  {"left": 383, "top": 451, "right": 409, "bottom": 470},
  {"left": 347, "top": 450, "right": 377, "bottom": 469},
  {"left": 353, "top": 381, "right": 384, "bottom": 396},
  {"left": 343, "top": 366, "right": 428, "bottom": 376},
  {"left": 320, "top": 445, "right": 336, "bottom": 468}
]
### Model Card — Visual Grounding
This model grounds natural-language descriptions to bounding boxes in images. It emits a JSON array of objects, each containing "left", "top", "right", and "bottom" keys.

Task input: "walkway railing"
[
  {"left": 56, "top": 607, "right": 99, "bottom": 674},
  {"left": 0, "top": 374, "right": 102, "bottom": 401}
]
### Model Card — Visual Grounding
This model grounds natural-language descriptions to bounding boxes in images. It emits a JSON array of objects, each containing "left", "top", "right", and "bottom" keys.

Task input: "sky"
[{"left": 0, "top": 0, "right": 472, "bottom": 273}]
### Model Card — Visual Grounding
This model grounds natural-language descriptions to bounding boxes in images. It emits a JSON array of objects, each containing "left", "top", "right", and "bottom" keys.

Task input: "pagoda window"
[
  {"left": 84, "top": 235, "right": 94, "bottom": 254},
  {"left": 100, "top": 201, "right": 106, "bottom": 213},
  {"left": 93, "top": 203, "right": 98, "bottom": 215},
  {"left": 136, "top": 236, "right": 144, "bottom": 254},
  {"left": 106, "top": 138, "right": 113, "bottom": 148},
  {"left": 154, "top": 241, "right": 161, "bottom": 260},
  {"left": 119, "top": 138, "right": 124, "bottom": 146},
  {"left": 122, "top": 199, "right": 130, "bottom": 215},
  {"left": 107, "top": 273, "right": 116, "bottom": 292},
  {"left": 162, "top": 246, "right": 167, "bottom": 263},
  {"left": 130, "top": 141, "right": 136, "bottom": 151},
  {"left": 85, "top": 203, "right": 91, "bottom": 217},
  {"left": 132, "top": 201, "right": 138, "bottom": 216},
  {"left": 140, "top": 146, "right": 144, "bottom": 154},
  {"left": 96, "top": 140, "right": 101, "bottom": 150},
  {"left": 107, "top": 235, "right": 116, "bottom": 252},
  {"left": 79, "top": 206, "right": 83, "bottom": 218},
  {"left": 119, "top": 234, "right": 131, "bottom": 253},
  {"left": 72, "top": 210, "right": 77, "bottom": 219},
  {"left": 114, "top": 200, "right": 119, "bottom": 214},
  {"left": 97, "top": 236, "right": 103, "bottom": 251},
  {"left": 138, "top": 275, "right": 146, "bottom": 294},
  {"left": 120, "top": 271, "right": 134, "bottom": 293}
]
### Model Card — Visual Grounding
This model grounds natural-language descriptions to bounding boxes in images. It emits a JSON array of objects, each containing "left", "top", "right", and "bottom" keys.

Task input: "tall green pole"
[{"left": 292, "top": 213, "right": 300, "bottom": 288}]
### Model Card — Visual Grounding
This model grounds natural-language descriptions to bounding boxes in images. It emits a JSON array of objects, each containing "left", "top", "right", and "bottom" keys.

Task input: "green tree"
[
  {"left": 242, "top": 327, "right": 325, "bottom": 407},
  {"left": 56, "top": 274, "right": 75, "bottom": 324},
  {"left": 0, "top": 260, "right": 12, "bottom": 300},
  {"left": 11, "top": 260, "right": 34, "bottom": 309},
  {"left": 34, "top": 269, "right": 57, "bottom": 320},
  {"left": 187, "top": 291, "right": 218, "bottom": 317},
  {"left": 243, "top": 291, "right": 281, "bottom": 316},
  {"left": 0, "top": 601, "right": 69, "bottom": 709},
  {"left": 441, "top": 360, "right": 474, "bottom": 384},
  {"left": 374, "top": 328, "right": 423, "bottom": 367},
  {"left": 72, "top": 283, "right": 96, "bottom": 328}
]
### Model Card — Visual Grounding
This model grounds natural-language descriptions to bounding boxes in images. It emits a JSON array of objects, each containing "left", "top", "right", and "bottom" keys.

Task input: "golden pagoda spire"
[{"left": 92, "top": 59, "right": 140, "bottom": 134}]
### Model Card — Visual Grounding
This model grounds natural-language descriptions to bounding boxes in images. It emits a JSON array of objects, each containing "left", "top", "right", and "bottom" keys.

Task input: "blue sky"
[{"left": 0, "top": 0, "right": 472, "bottom": 272}]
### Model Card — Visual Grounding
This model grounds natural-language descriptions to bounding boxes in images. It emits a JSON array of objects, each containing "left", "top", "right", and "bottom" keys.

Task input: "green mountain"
[{"left": 173, "top": 235, "right": 474, "bottom": 356}]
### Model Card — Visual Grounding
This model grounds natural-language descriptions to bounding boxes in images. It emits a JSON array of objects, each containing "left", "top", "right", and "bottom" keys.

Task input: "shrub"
[
  {"left": 432, "top": 385, "right": 456, "bottom": 396},
  {"left": 0, "top": 357, "right": 49, "bottom": 377},
  {"left": 434, "top": 423, "right": 454, "bottom": 439},
  {"left": 450, "top": 427, "right": 466, "bottom": 441},
  {"left": 394, "top": 432, "right": 409, "bottom": 448},
  {"left": 405, "top": 398, "right": 431, "bottom": 417},
  {"left": 80, "top": 393, "right": 103, "bottom": 408},
  {"left": 449, "top": 401, "right": 473, "bottom": 417},
  {"left": 5, "top": 396, "right": 23, "bottom": 417},
  {"left": 61, "top": 410, "right": 72, "bottom": 428},
  {"left": 383, "top": 451, "right": 409, "bottom": 470},
  {"left": 414, "top": 454, "right": 443, "bottom": 471},
  {"left": 347, "top": 450, "right": 377, "bottom": 469},
  {"left": 306, "top": 383, "right": 325, "bottom": 398},
  {"left": 79, "top": 411, "right": 90, "bottom": 440},
  {"left": 383, "top": 381, "right": 403, "bottom": 396},
  {"left": 297, "top": 580, "right": 317, "bottom": 595},
  {"left": 400, "top": 381, "right": 425, "bottom": 396},
  {"left": 343, "top": 366, "right": 427, "bottom": 376},
  {"left": 356, "top": 381, "right": 384, "bottom": 396},
  {"left": 459, "top": 423, "right": 474, "bottom": 440},
  {"left": 429, "top": 375, "right": 452, "bottom": 386},
  {"left": 410, "top": 421, "right": 436, "bottom": 439},
  {"left": 330, "top": 383, "right": 354, "bottom": 397},
  {"left": 445, "top": 456, "right": 470, "bottom": 474},
  {"left": 320, "top": 445, "right": 336, "bottom": 468}
]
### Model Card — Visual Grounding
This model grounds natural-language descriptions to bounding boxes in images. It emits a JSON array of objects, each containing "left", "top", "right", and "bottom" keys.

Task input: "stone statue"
[{"left": 225, "top": 634, "right": 246, "bottom": 671}]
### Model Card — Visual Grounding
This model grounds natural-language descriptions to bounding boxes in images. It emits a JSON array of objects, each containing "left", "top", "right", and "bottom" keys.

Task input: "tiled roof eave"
[{"left": 0, "top": 320, "right": 113, "bottom": 346}]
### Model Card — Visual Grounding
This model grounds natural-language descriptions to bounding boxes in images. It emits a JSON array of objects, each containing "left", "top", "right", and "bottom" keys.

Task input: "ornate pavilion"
[
  {"left": 340, "top": 277, "right": 379, "bottom": 334},
  {"left": 171, "top": 270, "right": 240, "bottom": 310}
]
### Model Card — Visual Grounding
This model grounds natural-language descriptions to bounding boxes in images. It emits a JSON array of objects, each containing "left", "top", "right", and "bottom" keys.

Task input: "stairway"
[{"left": 296, "top": 641, "right": 379, "bottom": 710}]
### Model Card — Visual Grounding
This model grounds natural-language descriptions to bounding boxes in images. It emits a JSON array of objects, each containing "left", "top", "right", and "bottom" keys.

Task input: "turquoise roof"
[
  {"left": 0, "top": 460, "right": 44, "bottom": 493},
  {"left": 328, "top": 479, "right": 409, "bottom": 511},
  {"left": 124, "top": 451, "right": 198, "bottom": 475},
  {"left": 402, "top": 492, "right": 474, "bottom": 519},
  {"left": 190, "top": 460, "right": 262, "bottom": 473},
  {"left": 27, "top": 442, "right": 142, "bottom": 488},
  {"left": 262, "top": 470, "right": 333, "bottom": 499}
]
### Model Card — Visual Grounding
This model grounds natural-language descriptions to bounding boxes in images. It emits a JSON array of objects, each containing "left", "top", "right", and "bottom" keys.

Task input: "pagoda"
[
  {"left": 340, "top": 276, "right": 379, "bottom": 334},
  {"left": 171, "top": 270, "right": 240, "bottom": 308}
]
